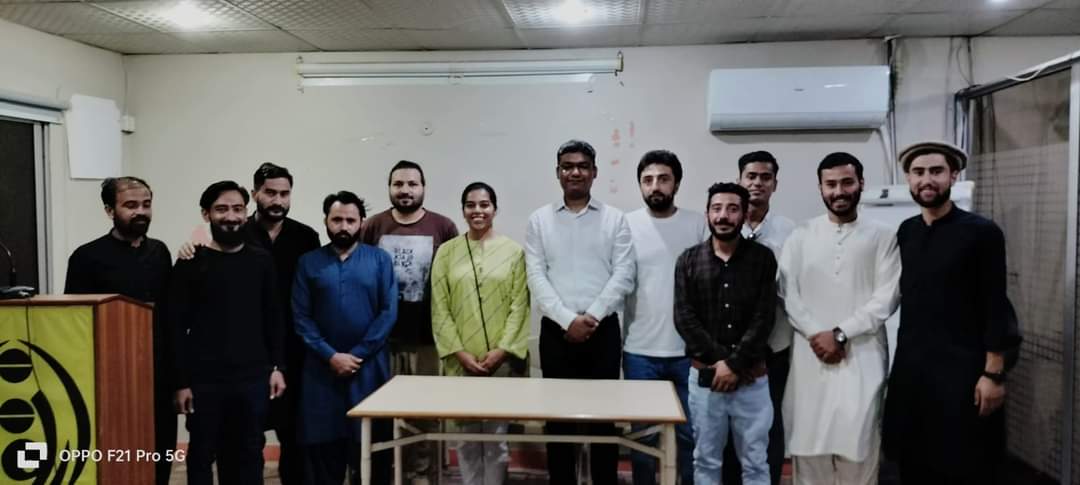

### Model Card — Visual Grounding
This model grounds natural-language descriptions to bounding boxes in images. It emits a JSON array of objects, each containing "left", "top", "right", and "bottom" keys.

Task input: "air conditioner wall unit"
[{"left": 707, "top": 65, "right": 890, "bottom": 132}]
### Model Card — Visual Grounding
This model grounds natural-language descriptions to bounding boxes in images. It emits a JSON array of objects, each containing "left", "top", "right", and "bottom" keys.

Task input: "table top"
[{"left": 347, "top": 375, "right": 687, "bottom": 424}]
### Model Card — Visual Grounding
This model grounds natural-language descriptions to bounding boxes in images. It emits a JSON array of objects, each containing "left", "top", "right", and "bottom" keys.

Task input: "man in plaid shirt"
[{"left": 675, "top": 182, "right": 777, "bottom": 485}]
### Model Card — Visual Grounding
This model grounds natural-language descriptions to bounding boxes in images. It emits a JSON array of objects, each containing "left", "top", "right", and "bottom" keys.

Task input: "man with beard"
[
  {"left": 168, "top": 180, "right": 286, "bottom": 485},
  {"left": 623, "top": 149, "right": 706, "bottom": 485},
  {"left": 244, "top": 163, "right": 320, "bottom": 485},
  {"left": 293, "top": 191, "right": 397, "bottom": 485},
  {"left": 883, "top": 141, "right": 1021, "bottom": 484},
  {"left": 779, "top": 152, "right": 900, "bottom": 484},
  {"left": 65, "top": 176, "right": 175, "bottom": 485},
  {"left": 526, "top": 139, "right": 635, "bottom": 485},
  {"left": 176, "top": 163, "right": 319, "bottom": 483},
  {"left": 674, "top": 182, "right": 776, "bottom": 485},
  {"left": 724, "top": 151, "right": 796, "bottom": 485},
  {"left": 360, "top": 160, "right": 457, "bottom": 485}
]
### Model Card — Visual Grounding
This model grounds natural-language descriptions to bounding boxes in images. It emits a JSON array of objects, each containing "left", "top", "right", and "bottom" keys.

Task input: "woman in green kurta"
[{"left": 430, "top": 181, "right": 529, "bottom": 485}]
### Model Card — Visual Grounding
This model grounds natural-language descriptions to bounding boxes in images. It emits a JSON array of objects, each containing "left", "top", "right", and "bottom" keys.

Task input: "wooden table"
[{"left": 347, "top": 375, "right": 687, "bottom": 485}]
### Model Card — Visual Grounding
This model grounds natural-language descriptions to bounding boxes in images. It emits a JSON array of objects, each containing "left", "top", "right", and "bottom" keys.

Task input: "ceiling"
[{"left": 1, "top": 0, "right": 1078, "bottom": 55}]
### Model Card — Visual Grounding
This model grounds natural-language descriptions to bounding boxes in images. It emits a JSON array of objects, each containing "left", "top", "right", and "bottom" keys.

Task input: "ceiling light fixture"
[
  {"left": 164, "top": 1, "right": 215, "bottom": 30},
  {"left": 553, "top": 0, "right": 593, "bottom": 24},
  {"left": 295, "top": 56, "right": 624, "bottom": 87}
]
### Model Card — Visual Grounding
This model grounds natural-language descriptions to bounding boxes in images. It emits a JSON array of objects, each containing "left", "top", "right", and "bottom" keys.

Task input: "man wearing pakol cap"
[{"left": 882, "top": 141, "right": 1022, "bottom": 484}]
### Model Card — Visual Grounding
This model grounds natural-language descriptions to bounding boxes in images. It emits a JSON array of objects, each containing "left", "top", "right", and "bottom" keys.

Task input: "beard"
[
  {"left": 256, "top": 202, "right": 289, "bottom": 222},
  {"left": 391, "top": 194, "right": 424, "bottom": 214},
  {"left": 210, "top": 222, "right": 245, "bottom": 246},
  {"left": 329, "top": 229, "right": 360, "bottom": 250},
  {"left": 911, "top": 186, "right": 951, "bottom": 208},
  {"left": 709, "top": 220, "right": 742, "bottom": 241},
  {"left": 824, "top": 191, "right": 862, "bottom": 218},
  {"left": 644, "top": 191, "right": 674, "bottom": 212},
  {"left": 115, "top": 215, "right": 150, "bottom": 239}
]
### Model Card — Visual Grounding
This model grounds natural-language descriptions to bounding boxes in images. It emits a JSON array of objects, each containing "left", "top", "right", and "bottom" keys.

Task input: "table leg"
[
  {"left": 394, "top": 419, "right": 403, "bottom": 485},
  {"left": 661, "top": 423, "right": 677, "bottom": 485},
  {"left": 361, "top": 417, "right": 372, "bottom": 485}
]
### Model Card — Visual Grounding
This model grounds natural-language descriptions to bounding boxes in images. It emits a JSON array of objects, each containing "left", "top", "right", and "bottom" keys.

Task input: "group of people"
[{"left": 63, "top": 138, "right": 1019, "bottom": 485}]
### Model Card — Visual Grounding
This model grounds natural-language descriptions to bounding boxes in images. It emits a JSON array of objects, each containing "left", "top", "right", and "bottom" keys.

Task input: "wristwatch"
[
  {"left": 982, "top": 370, "right": 1007, "bottom": 384},
  {"left": 832, "top": 327, "right": 848, "bottom": 346}
]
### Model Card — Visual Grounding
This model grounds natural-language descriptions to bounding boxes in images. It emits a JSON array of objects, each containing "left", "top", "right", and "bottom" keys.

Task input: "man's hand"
[
  {"left": 175, "top": 388, "right": 194, "bottom": 414},
  {"left": 711, "top": 361, "right": 738, "bottom": 393},
  {"left": 176, "top": 241, "right": 204, "bottom": 260},
  {"left": 478, "top": 349, "right": 508, "bottom": 374},
  {"left": 455, "top": 351, "right": 490, "bottom": 376},
  {"left": 974, "top": 376, "right": 1006, "bottom": 417},
  {"left": 269, "top": 369, "right": 286, "bottom": 399},
  {"left": 564, "top": 315, "right": 599, "bottom": 343},
  {"left": 809, "top": 331, "right": 844, "bottom": 364},
  {"left": 329, "top": 352, "right": 363, "bottom": 377}
]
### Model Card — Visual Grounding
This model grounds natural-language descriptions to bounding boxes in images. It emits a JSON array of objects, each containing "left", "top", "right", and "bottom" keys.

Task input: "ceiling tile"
[
  {"left": 503, "top": 0, "right": 640, "bottom": 28},
  {"left": 640, "top": 20, "right": 765, "bottom": 45},
  {"left": 873, "top": 10, "right": 1029, "bottom": 36},
  {"left": 0, "top": 2, "right": 152, "bottom": 34},
  {"left": 404, "top": 28, "right": 523, "bottom": 49},
  {"left": 518, "top": 24, "right": 640, "bottom": 48},
  {"left": 768, "top": 0, "right": 921, "bottom": 16},
  {"left": 1042, "top": 0, "right": 1080, "bottom": 6},
  {"left": 365, "top": 0, "right": 509, "bottom": 30},
  {"left": 95, "top": 0, "right": 274, "bottom": 32},
  {"left": 754, "top": 14, "right": 891, "bottom": 42},
  {"left": 172, "top": 30, "right": 318, "bottom": 52},
  {"left": 644, "top": 0, "right": 780, "bottom": 23},
  {"left": 290, "top": 29, "right": 421, "bottom": 51},
  {"left": 63, "top": 32, "right": 204, "bottom": 54},
  {"left": 987, "top": 7, "right": 1080, "bottom": 34},
  {"left": 228, "top": 0, "right": 385, "bottom": 30},
  {"left": 909, "top": 0, "right": 1054, "bottom": 12}
]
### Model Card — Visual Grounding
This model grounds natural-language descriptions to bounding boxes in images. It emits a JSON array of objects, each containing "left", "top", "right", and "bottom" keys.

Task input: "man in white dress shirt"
[
  {"left": 724, "top": 151, "right": 797, "bottom": 485},
  {"left": 779, "top": 152, "right": 900, "bottom": 485},
  {"left": 525, "top": 139, "right": 636, "bottom": 485},
  {"left": 623, "top": 149, "right": 707, "bottom": 485}
]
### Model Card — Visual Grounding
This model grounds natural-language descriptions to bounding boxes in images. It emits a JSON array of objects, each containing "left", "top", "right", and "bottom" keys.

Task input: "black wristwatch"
[
  {"left": 832, "top": 327, "right": 848, "bottom": 346},
  {"left": 982, "top": 370, "right": 1007, "bottom": 384}
]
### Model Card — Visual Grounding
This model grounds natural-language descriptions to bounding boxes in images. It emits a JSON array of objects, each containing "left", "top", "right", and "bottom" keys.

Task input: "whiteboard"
[{"left": 66, "top": 94, "right": 122, "bottom": 180}]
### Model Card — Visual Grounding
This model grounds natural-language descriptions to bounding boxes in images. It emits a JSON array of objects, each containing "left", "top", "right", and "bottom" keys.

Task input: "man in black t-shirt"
[
  {"left": 168, "top": 181, "right": 286, "bottom": 485},
  {"left": 65, "top": 176, "right": 175, "bottom": 485},
  {"left": 243, "top": 163, "right": 320, "bottom": 485}
]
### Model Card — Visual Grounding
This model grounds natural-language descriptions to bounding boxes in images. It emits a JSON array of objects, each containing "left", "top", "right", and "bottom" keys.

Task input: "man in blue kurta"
[{"left": 293, "top": 190, "right": 398, "bottom": 485}]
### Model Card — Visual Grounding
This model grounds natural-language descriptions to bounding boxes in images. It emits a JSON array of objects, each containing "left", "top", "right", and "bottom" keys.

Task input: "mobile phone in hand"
[{"left": 697, "top": 367, "right": 716, "bottom": 387}]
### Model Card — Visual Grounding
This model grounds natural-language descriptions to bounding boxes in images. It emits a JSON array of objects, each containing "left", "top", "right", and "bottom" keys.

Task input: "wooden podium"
[{"left": 0, "top": 295, "right": 155, "bottom": 484}]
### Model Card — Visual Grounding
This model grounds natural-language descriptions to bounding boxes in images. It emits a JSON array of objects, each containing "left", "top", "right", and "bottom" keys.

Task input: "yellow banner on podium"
[{"left": 1, "top": 305, "right": 98, "bottom": 484}]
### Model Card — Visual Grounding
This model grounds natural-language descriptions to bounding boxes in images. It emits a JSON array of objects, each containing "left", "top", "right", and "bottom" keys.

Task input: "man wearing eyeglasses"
[
  {"left": 525, "top": 139, "right": 636, "bottom": 485},
  {"left": 723, "top": 151, "right": 796, "bottom": 485}
]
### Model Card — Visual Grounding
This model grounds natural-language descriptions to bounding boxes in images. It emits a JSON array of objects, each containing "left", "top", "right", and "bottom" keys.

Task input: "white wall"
[
  {"left": 123, "top": 40, "right": 895, "bottom": 253},
  {"left": 0, "top": 18, "right": 125, "bottom": 292},
  {"left": 973, "top": 36, "right": 1080, "bottom": 82}
]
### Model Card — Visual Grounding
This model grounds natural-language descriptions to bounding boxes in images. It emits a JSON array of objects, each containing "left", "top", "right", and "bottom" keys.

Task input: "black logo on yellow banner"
[{"left": 0, "top": 341, "right": 92, "bottom": 483}]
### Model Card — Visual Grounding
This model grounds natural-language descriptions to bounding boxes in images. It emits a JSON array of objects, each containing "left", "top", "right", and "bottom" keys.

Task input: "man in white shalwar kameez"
[{"left": 779, "top": 153, "right": 900, "bottom": 485}]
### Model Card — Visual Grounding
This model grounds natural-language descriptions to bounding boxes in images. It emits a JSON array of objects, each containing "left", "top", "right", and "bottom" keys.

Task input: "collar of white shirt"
[{"left": 556, "top": 196, "right": 602, "bottom": 214}]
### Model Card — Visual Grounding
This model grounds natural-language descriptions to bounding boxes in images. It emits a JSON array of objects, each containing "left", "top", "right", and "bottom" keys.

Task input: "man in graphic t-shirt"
[{"left": 360, "top": 160, "right": 458, "bottom": 485}]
